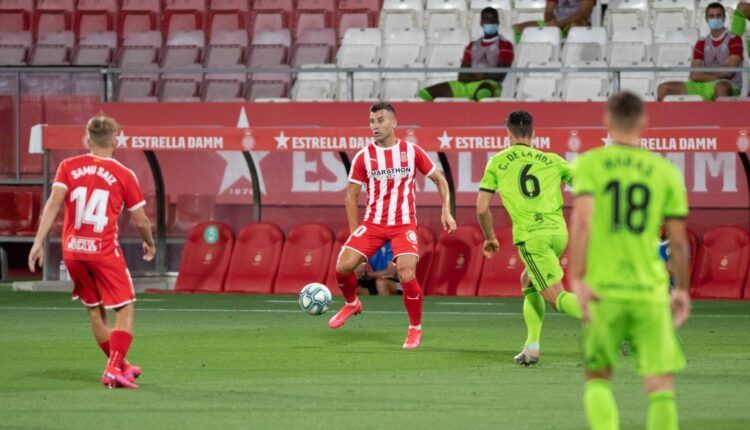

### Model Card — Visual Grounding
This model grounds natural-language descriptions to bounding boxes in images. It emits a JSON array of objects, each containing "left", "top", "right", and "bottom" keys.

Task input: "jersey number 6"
[{"left": 519, "top": 164, "right": 541, "bottom": 198}]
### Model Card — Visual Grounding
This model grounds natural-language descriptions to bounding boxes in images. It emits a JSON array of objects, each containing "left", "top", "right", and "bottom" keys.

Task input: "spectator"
[
  {"left": 512, "top": 0, "right": 596, "bottom": 40},
  {"left": 657, "top": 3, "right": 743, "bottom": 101},
  {"left": 356, "top": 243, "right": 400, "bottom": 296},
  {"left": 417, "top": 7, "right": 514, "bottom": 102}
]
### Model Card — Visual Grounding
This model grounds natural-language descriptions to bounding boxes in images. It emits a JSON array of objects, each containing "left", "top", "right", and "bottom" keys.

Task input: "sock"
[
  {"left": 336, "top": 271, "right": 358, "bottom": 304},
  {"left": 647, "top": 390, "right": 678, "bottom": 430},
  {"left": 417, "top": 88, "right": 434, "bottom": 101},
  {"left": 522, "top": 286, "right": 545, "bottom": 348},
  {"left": 584, "top": 379, "right": 619, "bottom": 430},
  {"left": 556, "top": 291, "right": 583, "bottom": 320},
  {"left": 731, "top": 10, "right": 749, "bottom": 55},
  {"left": 400, "top": 278, "right": 423, "bottom": 327},
  {"left": 97, "top": 340, "right": 110, "bottom": 357},
  {"left": 107, "top": 330, "right": 132, "bottom": 371}
]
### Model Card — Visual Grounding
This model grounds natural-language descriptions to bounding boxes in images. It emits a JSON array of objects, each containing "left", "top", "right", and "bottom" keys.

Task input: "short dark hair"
[
  {"left": 506, "top": 110, "right": 533, "bottom": 138},
  {"left": 607, "top": 91, "right": 644, "bottom": 130},
  {"left": 706, "top": 2, "right": 725, "bottom": 17},
  {"left": 481, "top": 7, "right": 499, "bottom": 20},
  {"left": 370, "top": 102, "right": 396, "bottom": 116}
]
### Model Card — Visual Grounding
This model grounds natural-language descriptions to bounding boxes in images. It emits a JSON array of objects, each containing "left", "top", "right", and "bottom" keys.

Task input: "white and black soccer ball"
[{"left": 299, "top": 283, "right": 332, "bottom": 315}]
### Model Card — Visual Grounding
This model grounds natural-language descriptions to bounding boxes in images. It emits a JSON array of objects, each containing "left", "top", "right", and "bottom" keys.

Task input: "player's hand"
[
  {"left": 441, "top": 211, "right": 457, "bottom": 233},
  {"left": 670, "top": 289, "right": 691, "bottom": 328},
  {"left": 482, "top": 238, "right": 500, "bottom": 258},
  {"left": 143, "top": 242, "right": 156, "bottom": 261},
  {"left": 28, "top": 242, "right": 44, "bottom": 272},
  {"left": 570, "top": 279, "right": 599, "bottom": 323}
]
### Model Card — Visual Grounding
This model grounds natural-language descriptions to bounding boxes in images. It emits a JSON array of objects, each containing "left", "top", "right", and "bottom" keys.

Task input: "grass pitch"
[{"left": 0, "top": 286, "right": 748, "bottom": 430}]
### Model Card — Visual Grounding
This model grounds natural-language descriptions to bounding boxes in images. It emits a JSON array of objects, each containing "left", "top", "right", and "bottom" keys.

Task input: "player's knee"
[
  {"left": 335, "top": 261, "right": 354, "bottom": 275},
  {"left": 585, "top": 369, "right": 612, "bottom": 381},
  {"left": 398, "top": 268, "right": 415, "bottom": 283},
  {"left": 714, "top": 82, "right": 731, "bottom": 98},
  {"left": 644, "top": 374, "right": 674, "bottom": 393}
]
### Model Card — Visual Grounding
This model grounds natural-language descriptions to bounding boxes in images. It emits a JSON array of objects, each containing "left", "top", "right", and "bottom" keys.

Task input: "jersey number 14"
[{"left": 71, "top": 187, "right": 110, "bottom": 233}]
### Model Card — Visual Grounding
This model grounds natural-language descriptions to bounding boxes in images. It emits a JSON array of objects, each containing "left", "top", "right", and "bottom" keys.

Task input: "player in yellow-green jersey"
[
  {"left": 477, "top": 110, "right": 583, "bottom": 366},
  {"left": 568, "top": 92, "right": 691, "bottom": 430}
]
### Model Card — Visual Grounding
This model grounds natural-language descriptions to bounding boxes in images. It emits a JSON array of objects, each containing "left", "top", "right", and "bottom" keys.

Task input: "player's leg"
[
  {"left": 375, "top": 278, "right": 398, "bottom": 295},
  {"left": 656, "top": 81, "right": 687, "bottom": 101},
  {"left": 585, "top": 370, "right": 619, "bottom": 430},
  {"left": 712, "top": 81, "right": 734, "bottom": 100},
  {"left": 516, "top": 269, "right": 545, "bottom": 365},
  {"left": 417, "top": 82, "right": 453, "bottom": 101},
  {"left": 395, "top": 253, "right": 422, "bottom": 349},
  {"left": 644, "top": 375, "right": 678, "bottom": 430},
  {"left": 87, "top": 305, "right": 111, "bottom": 356},
  {"left": 65, "top": 259, "right": 111, "bottom": 356}
]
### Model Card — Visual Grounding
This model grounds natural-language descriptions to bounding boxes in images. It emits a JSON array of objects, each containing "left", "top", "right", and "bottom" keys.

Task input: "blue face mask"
[
  {"left": 708, "top": 18, "right": 725, "bottom": 31},
  {"left": 482, "top": 23, "right": 499, "bottom": 36}
]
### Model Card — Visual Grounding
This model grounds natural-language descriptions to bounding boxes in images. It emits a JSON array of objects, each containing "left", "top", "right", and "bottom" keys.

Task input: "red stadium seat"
[
  {"left": 273, "top": 222, "right": 334, "bottom": 294},
  {"left": 206, "top": 0, "right": 247, "bottom": 36},
  {"left": 691, "top": 226, "right": 750, "bottom": 299},
  {"left": 294, "top": 0, "right": 335, "bottom": 37},
  {"left": 163, "top": 0, "right": 206, "bottom": 38},
  {"left": 160, "top": 30, "right": 204, "bottom": 67},
  {"left": 225, "top": 222, "right": 285, "bottom": 294},
  {"left": 117, "top": 30, "right": 162, "bottom": 65},
  {"left": 477, "top": 226, "right": 524, "bottom": 297},
  {"left": 204, "top": 29, "right": 247, "bottom": 66},
  {"left": 13, "top": 188, "right": 41, "bottom": 236},
  {"left": 336, "top": 0, "right": 379, "bottom": 37},
  {"left": 74, "top": 0, "right": 117, "bottom": 39},
  {"left": 415, "top": 224, "right": 436, "bottom": 286},
  {"left": 0, "top": 0, "right": 33, "bottom": 32},
  {"left": 71, "top": 31, "right": 117, "bottom": 65},
  {"left": 174, "top": 193, "right": 216, "bottom": 232},
  {"left": 29, "top": 31, "right": 75, "bottom": 65},
  {"left": 173, "top": 221, "right": 235, "bottom": 293},
  {"left": 0, "top": 31, "right": 32, "bottom": 65},
  {"left": 0, "top": 190, "right": 33, "bottom": 234},
  {"left": 324, "top": 227, "right": 351, "bottom": 294},
  {"left": 246, "top": 68, "right": 290, "bottom": 99},
  {"left": 291, "top": 28, "right": 335, "bottom": 66},
  {"left": 118, "top": 0, "right": 160, "bottom": 39},
  {"left": 339, "top": 0, "right": 380, "bottom": 13},
  {"left": 426, "top": 225, "right": 484, "bottom": 296},
  {"left": 687, "top": 227, "right": 699, "bottom": 276},
  {"left": 33, "top": 0, "right": 74, "bottom": 38}
]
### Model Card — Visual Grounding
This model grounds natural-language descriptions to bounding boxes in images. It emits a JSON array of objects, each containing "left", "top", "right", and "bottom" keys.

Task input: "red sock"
[
  {"left": 107, "top": 330, "right": 132, "bottom": 371},
  {"left": 336, "top": 271, "right": 358, "bottom": 304},
  {"left": 98, "top": 340, "right": 110, "bottom": 357},
  {"left": 401, "top": 278, "right": 423, "bottom": 327}
]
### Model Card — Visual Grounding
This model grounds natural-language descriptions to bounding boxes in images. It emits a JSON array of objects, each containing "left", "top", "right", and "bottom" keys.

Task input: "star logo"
[
  {"left": 601, "top": 133, "right": 613, "bottom": 147},
  {"left": 115, "top": 130, "right": 129, "bottom": 148},
  {"left": 216, "top": 108, "right": 268, "bottom": 195},
  {"left": 438, "top": 131, "right": 452, "bottom": 149},
  {"left": 275, "top": 131, "right": 290, "bottom": 149}
]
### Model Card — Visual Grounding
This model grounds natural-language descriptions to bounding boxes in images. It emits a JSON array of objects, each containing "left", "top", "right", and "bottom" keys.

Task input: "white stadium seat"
[
  {"left": 616, "top": 60, "right": 657, "bottom": 99},
  {"left": 381, "top": 0, "right": 424, "bottom": 33},
  {"left": 561, "top": 26, "right": 608, "bottom": 65},
  {"left": 651, "top": 0, "right": 695, "bottom": 35},
  {"left": 381, "top": 72, "right": 425, "bottom": 100},
  {"left": 516, "top": 76, "right": 559, "bottom": 101},
  {"left": 425, "top": 0, "right": 468, "bottom": 34},
  {"left": 561, "top": 76, "right": 608, "bottom": 101},
  {"left": 605, "top": 0, "right": 650, "bottom": 33},
  {"left": 609, "top": 27, "right": 653, "bottom": 64}
]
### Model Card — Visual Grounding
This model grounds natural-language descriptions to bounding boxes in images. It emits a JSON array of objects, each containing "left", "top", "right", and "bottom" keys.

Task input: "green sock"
[
  {"left": 555, "top": 291, "right": 583, "bottom": 319},
  {"left": 417, "top": 88, "right": 434, "bottom": 101},
  {"left": 584, "top": 379, "right": 619, "bottom": 430},
  {"left": 730, "top": 10, "right": 749, "bottom": 56},
  {"left": 647, "top": 390, "right": 678, "bottom": 430},
  {"left": 522, "top": 286, "right": 545, "bottom": 348}
]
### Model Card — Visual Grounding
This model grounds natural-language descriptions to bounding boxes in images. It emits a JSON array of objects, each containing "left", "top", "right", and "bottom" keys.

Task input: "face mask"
[
  {"left": 482, "top": 23, "right": 499, "bottom": 36},
  {"left": 707, "top": 18, "right": 725, "bottom": 31}
]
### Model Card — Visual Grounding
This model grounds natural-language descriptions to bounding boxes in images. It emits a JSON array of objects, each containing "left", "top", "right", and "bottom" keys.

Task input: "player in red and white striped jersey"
[
  {"left": 28, "top": 115, "right": 155, "bottom": 389},
  {"left": 328, "top": 103, "right": 457, "bottom": 349}
]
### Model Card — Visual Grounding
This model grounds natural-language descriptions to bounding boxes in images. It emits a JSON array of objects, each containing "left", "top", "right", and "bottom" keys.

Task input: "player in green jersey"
[
  {"left": 568, "top": 92, "right": 691, "bottom": 430},
  {"left": 477, "top": 110, "right": 583, "bottom": 366}
]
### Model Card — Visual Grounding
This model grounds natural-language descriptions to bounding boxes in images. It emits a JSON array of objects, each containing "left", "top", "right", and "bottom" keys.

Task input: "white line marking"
[
  {"left": 266, "top": 300, "right": 298, "bottom": 303},
  {"left": 0, "top": 306, "right": 747, "bottom": 318},
  {"left": 435, "top": 302, "right": 503, "bottom": 306}
]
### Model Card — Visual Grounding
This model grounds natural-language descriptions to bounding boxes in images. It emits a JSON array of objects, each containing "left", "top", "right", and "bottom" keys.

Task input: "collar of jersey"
[
  {"left": 86, "top": 153, "right": 113, "bottom": 160},
  {"left": 372, "top": 139, "right": 401, "bottom": 151}
]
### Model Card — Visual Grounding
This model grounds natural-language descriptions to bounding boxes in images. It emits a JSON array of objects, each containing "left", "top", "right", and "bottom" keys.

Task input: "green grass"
[{"left": 0, "top": 285, "right": 748, "bottom": 430}]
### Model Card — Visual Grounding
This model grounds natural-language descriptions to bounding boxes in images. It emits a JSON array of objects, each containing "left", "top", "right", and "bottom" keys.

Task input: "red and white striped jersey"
[{"left": 348, "top": 139, "right": 436, "bottom": 226}]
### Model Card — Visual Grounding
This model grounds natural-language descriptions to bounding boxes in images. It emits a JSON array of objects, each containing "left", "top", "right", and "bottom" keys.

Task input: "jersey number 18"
[{"left": 604, "top": 181, "right": 650, "bottom": 234}]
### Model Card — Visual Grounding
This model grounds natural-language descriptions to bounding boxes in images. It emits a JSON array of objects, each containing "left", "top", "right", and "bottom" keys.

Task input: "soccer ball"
[{"left": 299, "top": 283, "right": 332, "bottom": 315}]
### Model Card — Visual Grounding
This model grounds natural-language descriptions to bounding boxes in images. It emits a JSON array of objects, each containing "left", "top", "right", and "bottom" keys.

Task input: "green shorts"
[
  {"left": 447, "top": 80, "right": 501, "bottom": 100},
  {"left": 516, "top": 235, "right": 568, "bottom": 291},
  {"left": 583, "top": 299, "right": 686, "bottom": 376},
  {"left": 685, "top": 80, "right": 741, "bottom": 101}
]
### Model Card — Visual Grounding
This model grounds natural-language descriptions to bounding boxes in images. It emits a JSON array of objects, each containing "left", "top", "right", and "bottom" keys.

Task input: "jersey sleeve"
[
  {"left": 572, "top": 153, "right": 595, "bottom": 196},
  {"left": 348, "top": 150, "right": 367, "bottom": 185},
  {"left": 122, "top": 170, "right": 146, "bottom": 212},
  {"left": 479, "top": 158, "right": 499, "bottom": 193},
  {"left": 693, "top": 39, "right": 705, "bottom": 61},
  {"left": 414, "top": 145, "right": 436, "bottom": 176},
  {"left": 52, "top": 160, "right": 70, "bottom": 191},
  {"left": 555, "top": 154, "right": 573, "bottom": 185},
  {"left": 662, "top": 163, "right": 689, "bottom": 219},
  {"left": 729, "top": 35, "right": 744, "bottom": 58}
]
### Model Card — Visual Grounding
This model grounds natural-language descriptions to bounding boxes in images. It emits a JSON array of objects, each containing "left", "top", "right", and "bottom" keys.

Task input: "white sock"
[
  {"left": 345, "top": 299, "right": 359, "bottom": 307},
  {"left": 526, "top": 341, "right": 540, "bottom": 353},
  {"left": 409, "top": 325, "right": 422, "bottom": 330}
]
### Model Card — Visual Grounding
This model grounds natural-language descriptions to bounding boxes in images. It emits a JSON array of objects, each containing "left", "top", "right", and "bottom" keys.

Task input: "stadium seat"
[
  {"left": 0, "top": 31, "right": 32, "bottom": 65},
  {"left": 273, "top": 223, "right": 334, "bottom": 294},
  {"left": 158, "top": 73, "right": 202, "bottom": 101},
  {"left": 224, "top": 222, "right": 285, "bottom": 294},
  {"left": 381, "top": 72, "right": 424, "bottom": 100},
  {"left": 71, "top": 31, "right": 117, "bottom": 65},
  {"left": 605, "top": 0, "right": 649, "bottom": 34},
  {"left": 427, "top": 225, "right": 485, "bottom": 296},
  {"left": 248, "top": 29, "right": 291, "bottom": 67},
  {"left": 416, "top": 224, "right": 436, "bottom": 286},
  {"left": 617, "top": 61, "right": 656, "bottom": 99},
  {"left": 0, "top": 0, "right": 33, "bottom": 32},
  {"left": 161, "top": 30, "right": 205, "bottom": 67},
  {"left": 116, "top": 30, "right": 162, "bottom": 65},
  {"left": 380, "top": 0, "right": 423, "bottom": 34},
  {"left": 0, "top": 191, "right": 33, "bottom": 234},
  {"left": 33, "top": 0, "right": 74, "bottom": 38},
  {"left": 654, "top": 43, "right": 693, "bottom": 68},
  {"left": 251, "top": 0, "right": 293, "bottom": 37},
  {"left": 469, "top": 0, "right": 512, "bottom": 35},
  {"left": 691, "top": 226, "right": 750, "bottom": 299},
  {"left": 477, "top": 226, "right": 524, "bottom": 297},
  {"left": 115, "top": 75, "right": 157, "bottom": 100},
  {"left": 201, "top": 74, "right": 245, "bottom": 101},
  {"left": 335, "top": 72, "right": 380, "bottom": 101},
  {"left": 294, "top": 0, "right": 335, "bottom": 38},
  {"left": 204, "top": 29, "right": 247, "bottom": 66},
  {"left": 561, "top": 76, "right": 608, "bottom": 101},
  {"left": 174, "top": 193, "right": 216, "bottom": 232},
  {"left": 382, "top": 27, "right": 425, "bottom": 67},
  {"left": 118, "top": 0, "right": 161, "bottom": 38},
  {"left": 75, "top": 0, "right": 116, "bottom": 39},
  {"left": 560, "top": 26, "right": 607, "bottom": 65},
  {"left": 291, "top": 28, "right": 336, "bottom": 66},
  {"left": 206, "top": 0, "right": 247, "bottom": 36},
  {"left": 512, "top": 0, "right": 546, "bottom": 25},
  {"left": 247, "top": 68, "right": 292, "bottom": 100},
  {"left": 324, "top": 227, "right": 351, "bottom": 294},
  {"left": 336, "top": 0, "right": 378, "bottom": 40},
  {"left": 651, "top": 0, "right": 694, "bottom": 35},
  {"left": 291, "top": 64, "right": 337, "bottom": 101},
  {"left": 337, "top": 27, "right": 382, "bottom": 67},
  {"left": 425, "top": 0, "right": 467, "bottom": 35},
  {"left": 662, "top": 94, "right": 704, "bottom": 102},
  {"left": 516, "top": 76, "right": 559, "bottom": 101},
  {"left": 425, "top": 28, "right": 470, "bottom": 68},
  {"left": 654, "top": 27, "right": 699, "bottom": 45},
  {"left": 164, "top": 0, "right": 206, "bottom": 38},
  {"left": 172, "top": 221, "right": 235, "bottom": 293},
  {"left": 13, "top": 188, "right": 41, "bottom": 236},
  {"left": 609, "top": 27, "right": 653, "bottom": 65},
  {"left": 29, "top": 31, "right": 75, "bottom": 65}
]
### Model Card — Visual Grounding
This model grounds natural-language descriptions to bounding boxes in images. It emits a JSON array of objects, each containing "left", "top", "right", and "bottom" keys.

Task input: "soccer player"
[
  {"left": 28, "top": 115, "right": 156, "bottom": 389},
  {"left": 328, "top": 102, "right": 457, "bottom": 349},
  {"left": 476, "top": 110, "right": 582, "bottom": 365},
  {"left": 568, "top": 92, "right": 691, "bottom": 430}
]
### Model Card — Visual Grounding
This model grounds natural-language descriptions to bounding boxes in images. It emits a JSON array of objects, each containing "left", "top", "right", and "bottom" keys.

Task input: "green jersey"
[
  {"left": 573, "top": 144, "right": 688, "bottom": 303},
  {"left": 480, "top": 144, "right": 572, "bottom": 243}
]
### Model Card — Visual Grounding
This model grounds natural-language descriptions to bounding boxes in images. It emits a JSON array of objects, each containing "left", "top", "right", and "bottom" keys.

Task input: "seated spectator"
[
  {"left": 657, "top": 3, "right": 743, "bottom": 101},
  {"left": 356, "top": 243, "right": 400, "bottom": 296},
  {"left": 731, "top": 2, "right": 750, "bottom": 56},
  {"left": 512, "top": 0, "right": 596, "bottom": 40},
  {"left": 417, "top": 7, "right": 513, "bottom": 102}
]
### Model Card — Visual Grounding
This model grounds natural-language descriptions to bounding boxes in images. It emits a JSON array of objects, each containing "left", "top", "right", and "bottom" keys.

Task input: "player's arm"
[
  {"left": 688, "top": 59, "right": 718, "bottom": 82},
  {"left": 476, "top": 190, "right": 499, "bottom": 258},
  {"left": 664, "top": 218, "right": 691, "bottom": 327},
  {"left": 568, "top": 194, "right": 598, "bottom": 321},
  {"left": 554, "top": 0, "right": 595, "bottom": 28},
  {"left": 428, "top": 170, "right": 457, "bottom": 233},
  {"left": 543, "top": 0, "right": 556, "bottom": 24},
  {"left": 28, "top": 187, "right": 66, "bottom": 272},
  {"left": 130, "top": 208, "right": 156, "bottom": 261},
  {"left": 344, "top": 182, "right": 362, "bottom": 234}
]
